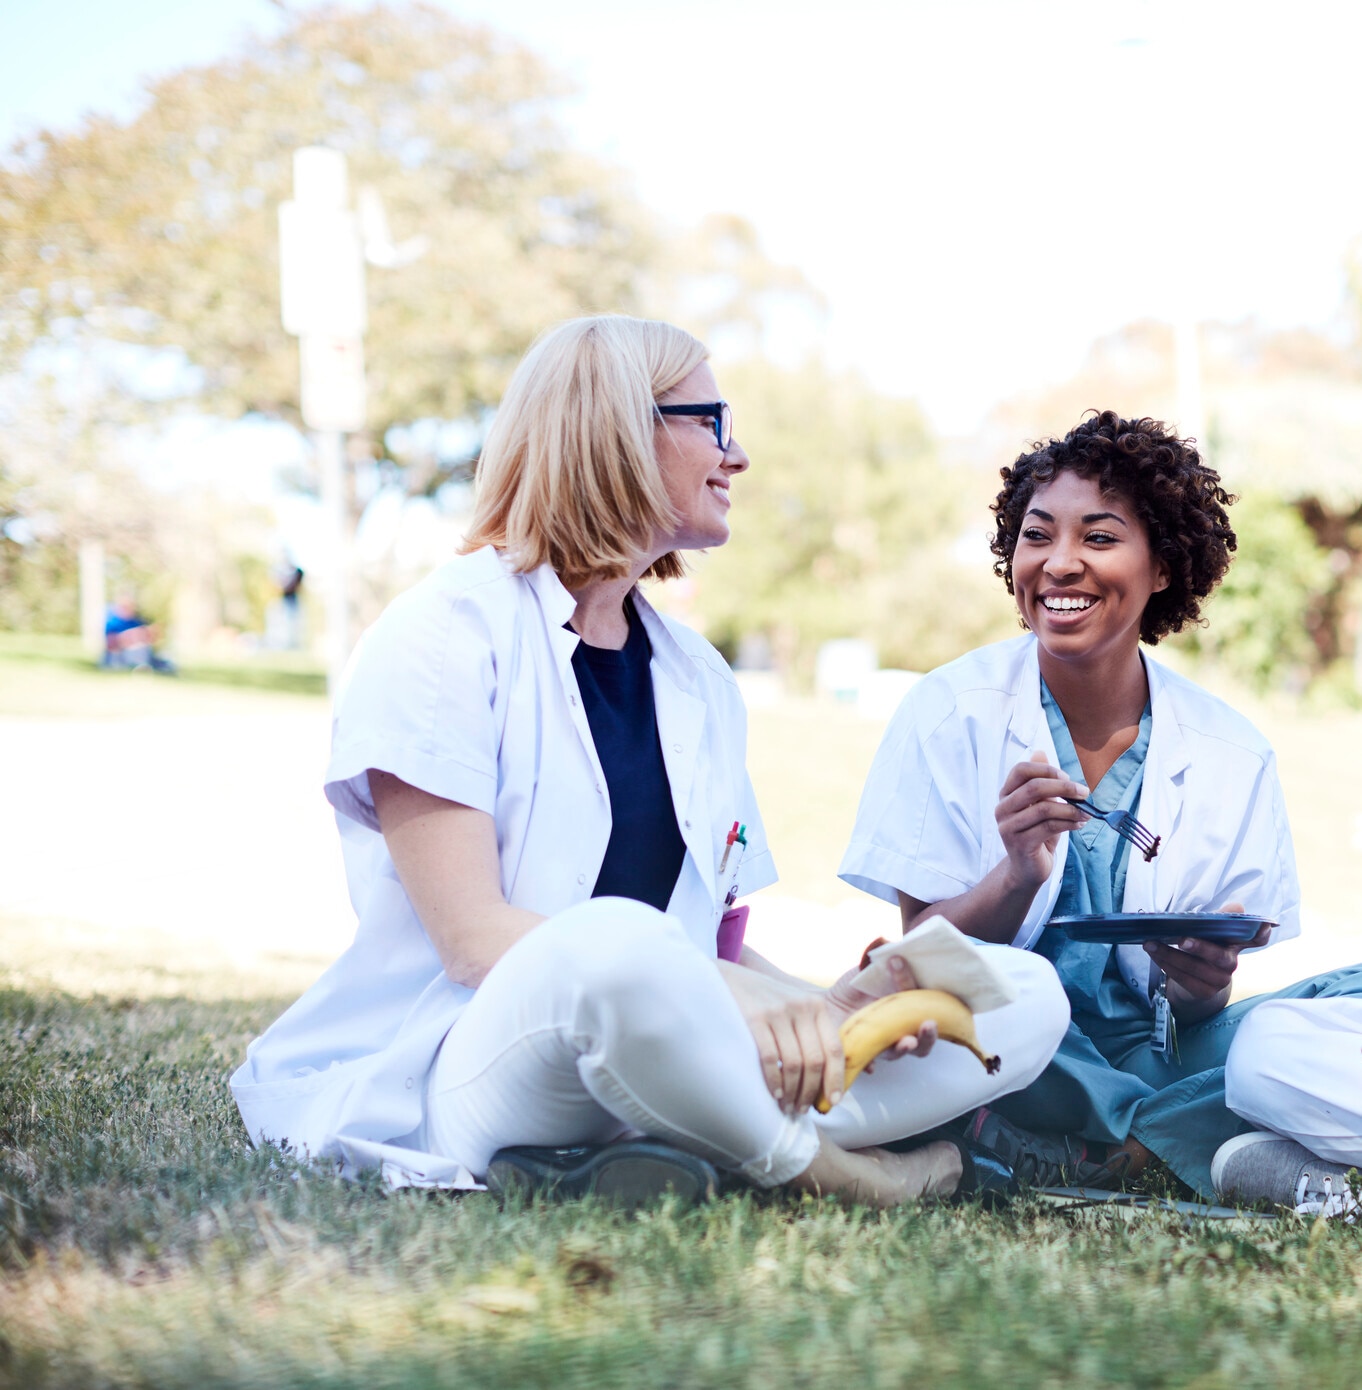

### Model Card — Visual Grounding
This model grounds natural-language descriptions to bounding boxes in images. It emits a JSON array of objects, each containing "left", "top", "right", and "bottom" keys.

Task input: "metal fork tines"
[{"left": 1065, "top": 799, "right": 1162, "bottom": 862}]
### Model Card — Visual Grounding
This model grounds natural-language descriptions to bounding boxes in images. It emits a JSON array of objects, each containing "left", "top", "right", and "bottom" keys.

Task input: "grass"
[
  {"left": 4, "top": 636, "right": 1362, "bottom": 1386},
  {"left": 0, "top": 633, "right": 327, "bottom": 718},
  {"left": 4, "top": 953, "right": 1362, "bottom": 1390}
]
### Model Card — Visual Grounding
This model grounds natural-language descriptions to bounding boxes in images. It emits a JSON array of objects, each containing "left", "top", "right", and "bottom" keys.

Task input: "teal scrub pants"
[{"left": 992, "top": 933, "right": 1362, "bottom": 1198}]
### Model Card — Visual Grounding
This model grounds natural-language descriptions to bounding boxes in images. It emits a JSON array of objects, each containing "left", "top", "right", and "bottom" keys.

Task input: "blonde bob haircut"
[{"left": 460, "top": 315, "right": 709, "bottom": 588}]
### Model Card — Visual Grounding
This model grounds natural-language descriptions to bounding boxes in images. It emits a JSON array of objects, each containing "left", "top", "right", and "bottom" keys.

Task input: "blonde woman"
[{"left": 231, "top": 316, "right": 1068, "bottom": 1205}]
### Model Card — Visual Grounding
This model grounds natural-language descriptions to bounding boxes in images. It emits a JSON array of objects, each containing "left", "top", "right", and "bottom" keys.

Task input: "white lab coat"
[
  {"left": 839, "top": 635, "right": 1300, "bottom": 1002},
  {"left": 230, "top": 547, "right": 774, "bottom": 1188}
]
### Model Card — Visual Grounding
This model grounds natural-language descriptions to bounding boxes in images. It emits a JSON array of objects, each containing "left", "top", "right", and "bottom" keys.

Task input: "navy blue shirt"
[{"left": 571, "top": 601, "right": 687, "bottom": 912}]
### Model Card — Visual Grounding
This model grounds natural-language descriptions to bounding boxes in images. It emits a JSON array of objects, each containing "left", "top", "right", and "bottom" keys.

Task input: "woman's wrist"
[
  {"left": 1167, "top": 979, "right": 1230, "bottom": 1025},
  {"left": 997, "top": 855, "right": 1048, "bottom": 902}
]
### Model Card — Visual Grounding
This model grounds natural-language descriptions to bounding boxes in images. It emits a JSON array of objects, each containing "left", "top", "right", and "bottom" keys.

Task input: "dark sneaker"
[
  {"left": 485, "top": 1140, "right": 719, "bottom": 1208},
  {"left": 967, "top": 1108, "right": 1130, "bottom": 1190}
]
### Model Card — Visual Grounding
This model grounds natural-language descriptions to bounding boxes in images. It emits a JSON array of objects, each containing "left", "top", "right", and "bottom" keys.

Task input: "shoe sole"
[{"left": 485, "top": 1141, "right": 718, "bottom": 1209}]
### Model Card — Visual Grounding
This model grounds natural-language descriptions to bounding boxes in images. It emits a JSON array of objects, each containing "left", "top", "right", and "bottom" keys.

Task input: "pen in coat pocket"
[
  {"left": 718, "top": 820, "right": 747, "bottom": 875},
  {"left": 719, "top": 821, "right": 747, "bottom": 905}
]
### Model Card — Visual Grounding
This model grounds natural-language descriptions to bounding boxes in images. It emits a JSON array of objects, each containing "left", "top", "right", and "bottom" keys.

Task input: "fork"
[{"left": 1064, "top": 798, "right": 1162, "bottom": 862}]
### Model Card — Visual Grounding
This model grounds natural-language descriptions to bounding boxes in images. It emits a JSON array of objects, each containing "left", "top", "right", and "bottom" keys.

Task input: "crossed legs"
[{"left": 425, "top": 899, "right": 1069, "bottom": 1201}]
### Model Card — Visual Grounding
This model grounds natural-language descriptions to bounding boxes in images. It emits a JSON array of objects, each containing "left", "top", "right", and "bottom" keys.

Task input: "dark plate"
[{"left": 1053, "top": 912, "right": 1276, "bottom": 946}]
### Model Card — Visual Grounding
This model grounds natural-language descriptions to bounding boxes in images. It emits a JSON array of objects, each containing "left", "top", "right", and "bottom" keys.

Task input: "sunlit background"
[{"left": 3, "top": 0, "right": 1360, "bottom": 989}]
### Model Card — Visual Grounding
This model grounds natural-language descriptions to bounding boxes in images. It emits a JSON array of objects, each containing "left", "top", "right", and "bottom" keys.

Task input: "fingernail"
[
  {"left": 888, "top": 957, "right": 904, "bottom": 971},
  {"left": 829, "top": 1090, "right": 842, "bottom": 1105},
  {"left": 1076, "top": 785, "right": 1089, "bottom": 798},
  {"left": 774, "top": 1088, "right": 783, "bottom": 1100},
  {"left": 1181, "top": 939, "right": 1195, "bottom": 951}
]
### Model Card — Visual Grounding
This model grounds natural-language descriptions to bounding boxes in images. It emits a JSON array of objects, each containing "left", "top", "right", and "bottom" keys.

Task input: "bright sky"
[{"left": 5, "top": 0, "right": 1362, "bottom": 432}]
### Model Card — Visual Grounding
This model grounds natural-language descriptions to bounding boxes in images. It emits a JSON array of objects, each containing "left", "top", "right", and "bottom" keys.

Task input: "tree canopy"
[{"left": 0, "top": 2, "right": 652, "bottom": 444}]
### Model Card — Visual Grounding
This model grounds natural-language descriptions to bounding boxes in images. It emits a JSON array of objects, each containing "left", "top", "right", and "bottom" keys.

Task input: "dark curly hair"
[{"left": 989, "top": 411, "right": 1237, "bottom": 645}]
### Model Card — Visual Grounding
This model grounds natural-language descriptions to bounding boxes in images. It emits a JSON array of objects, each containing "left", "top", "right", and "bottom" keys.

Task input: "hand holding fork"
[{"left": 995, "top": 754, "right": 1162, "bottom": 903}]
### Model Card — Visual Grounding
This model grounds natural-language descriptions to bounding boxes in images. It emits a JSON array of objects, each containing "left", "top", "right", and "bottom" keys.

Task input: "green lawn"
[
  {"left": 4, "top": 948, "right": 1362, "bottom": 1390},
  {"left": 0, "top": 633, "right": 327, "bottom": 719},
  {"left": 4, "top": 637, "right": 1362, "bottom": 1388}
]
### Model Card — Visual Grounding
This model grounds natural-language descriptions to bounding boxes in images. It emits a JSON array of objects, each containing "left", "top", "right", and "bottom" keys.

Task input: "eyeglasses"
[{"left": 655, "top": 400, "right": 733, "bottom": 453}]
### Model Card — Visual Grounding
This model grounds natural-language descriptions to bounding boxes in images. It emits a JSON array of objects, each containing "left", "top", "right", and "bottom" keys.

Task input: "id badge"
[{"left": 1151, "top": 969, "right": 1179, "bottom": 1062}]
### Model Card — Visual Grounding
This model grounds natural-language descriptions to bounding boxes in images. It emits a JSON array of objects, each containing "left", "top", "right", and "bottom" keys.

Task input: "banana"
[{"left": 815, "top": 989, "right": 1001, "bottom": 1114}]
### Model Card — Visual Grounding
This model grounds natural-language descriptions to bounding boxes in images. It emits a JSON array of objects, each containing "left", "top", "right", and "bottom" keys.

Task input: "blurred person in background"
[
  {"left": 103, "top": 591, "right": 176, "bottom": 674},
  {"left": 842, "top": 411, "right": 1362, "bottom": 1214},
  {"left": 264, "top": 557, "right": 305, "bottom": 651},
  {"left": 231, "top": 315, "right": 1069, "bottom": 1206}
]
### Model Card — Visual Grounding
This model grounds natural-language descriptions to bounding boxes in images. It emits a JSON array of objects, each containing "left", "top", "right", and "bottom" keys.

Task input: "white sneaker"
[{"left": 1211, "top": 1130, "right": 1361, "bottom": 1219}]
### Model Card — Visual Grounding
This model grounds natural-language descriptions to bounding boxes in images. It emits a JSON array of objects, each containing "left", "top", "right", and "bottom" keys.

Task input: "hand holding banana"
[{"left": 814, "top": 989, "right": 1001, "bottom": 1114}]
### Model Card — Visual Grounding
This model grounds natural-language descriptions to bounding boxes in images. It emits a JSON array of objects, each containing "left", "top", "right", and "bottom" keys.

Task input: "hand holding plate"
[{"left": 1142, "top": 901, "right": 1269, "bottom": 1001}]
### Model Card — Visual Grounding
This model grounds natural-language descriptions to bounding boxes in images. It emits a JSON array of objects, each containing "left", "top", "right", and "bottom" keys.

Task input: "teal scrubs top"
[{"left": 1036, "top": 680, "right": 1152, "bottom": 1015}]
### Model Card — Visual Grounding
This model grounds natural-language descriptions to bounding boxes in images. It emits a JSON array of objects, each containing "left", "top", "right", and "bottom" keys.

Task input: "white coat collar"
[
  {"left": 520, "top": 560, "right": 714, "bottom": 898},
  {"left": 630, "top": 587, "right": 702, "bottom": 691},
  {"left": 1122, "top": 651, "right": 1190, "bottom": 916},
  {"left": 1000, "top": 638, "right": 1066, "bottom": 943},
  {"left": 521, "top": 558, "right": 579, "bottom": 635},
  {"left": 520, "top": 559, "right": 699, "bottom": 692},
  {"left": 1004, "top": 637, "right": 1048, "bottom": 754}
]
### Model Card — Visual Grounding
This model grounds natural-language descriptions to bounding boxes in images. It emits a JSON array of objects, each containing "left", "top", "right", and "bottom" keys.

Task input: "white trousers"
[
  {"left": 426, "top": 899, "right": 1071, "bottom": 1188},
  {"left": 1225, "top": 997, "right": 1362, "bottom": 1165}
]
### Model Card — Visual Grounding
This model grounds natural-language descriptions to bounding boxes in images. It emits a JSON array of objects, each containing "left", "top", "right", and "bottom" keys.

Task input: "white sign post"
[{"left": 279, "top": 147, "right": 367, "bottom": 695}]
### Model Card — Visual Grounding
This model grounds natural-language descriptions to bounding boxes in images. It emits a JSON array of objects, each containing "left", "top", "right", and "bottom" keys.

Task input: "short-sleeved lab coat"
[
  {"left": 839, "top": 635, "right": 1301, "bottom": 1003},
  {"left": 230, "top": 548, "right": 775, "bottom": 1188}
]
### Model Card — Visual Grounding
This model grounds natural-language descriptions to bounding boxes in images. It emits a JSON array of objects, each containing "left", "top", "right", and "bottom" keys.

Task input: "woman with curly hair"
[{"left": 840, "top": 410, "right": 1362, "bottom": 1211}]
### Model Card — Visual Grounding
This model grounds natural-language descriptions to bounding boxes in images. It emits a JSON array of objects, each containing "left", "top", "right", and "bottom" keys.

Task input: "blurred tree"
[
  {"left": 1176, "top": 491, "right": 1334, "bottom": 693},
  {"left": 0, "top": 1, "right": 651, "bottom": 458},
  {"left": 0, "top": 346, "right": 275, "bottom": 638},
  {"left": 0, "top": 1, "right": 658, "bottom": 639},
  {"left": 0, "top": 462, "right": 79, "bottom": 632},
  {"left": 0, "top": 349, "right": 161, "bottom": 633},
  {"left": 662, "top": 214, "right": 827, "bottom": 362},
  {"left": 689, "top": 358, "right": 1013, "bottom": 682}
]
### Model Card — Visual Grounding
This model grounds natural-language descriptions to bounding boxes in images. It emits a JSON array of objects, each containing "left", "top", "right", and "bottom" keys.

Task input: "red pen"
[{"left": 717, "top": 821, "right": 740, "bottom": 875}]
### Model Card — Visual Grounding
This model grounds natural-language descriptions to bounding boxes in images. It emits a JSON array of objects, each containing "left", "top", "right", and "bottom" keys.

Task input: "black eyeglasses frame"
[{"left": 655, "top": 400, "right": 733, "bottom": 453}]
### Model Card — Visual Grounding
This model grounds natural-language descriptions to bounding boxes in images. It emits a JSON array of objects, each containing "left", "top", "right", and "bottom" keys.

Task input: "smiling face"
[
  {"left": 1011, "top": 469, "right": 1170, "bottom": 672},
  {"left": 652, "top": 362, "right": 750, "bottom": 555}
]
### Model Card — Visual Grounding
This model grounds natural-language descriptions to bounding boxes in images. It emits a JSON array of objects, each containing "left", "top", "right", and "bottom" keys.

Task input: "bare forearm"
[
  {"left": 898, "top": 859, "right": 1043, "bottom": 944},
  {"left": 370, "top": 768, "right": 545, "bottom": 990}
]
